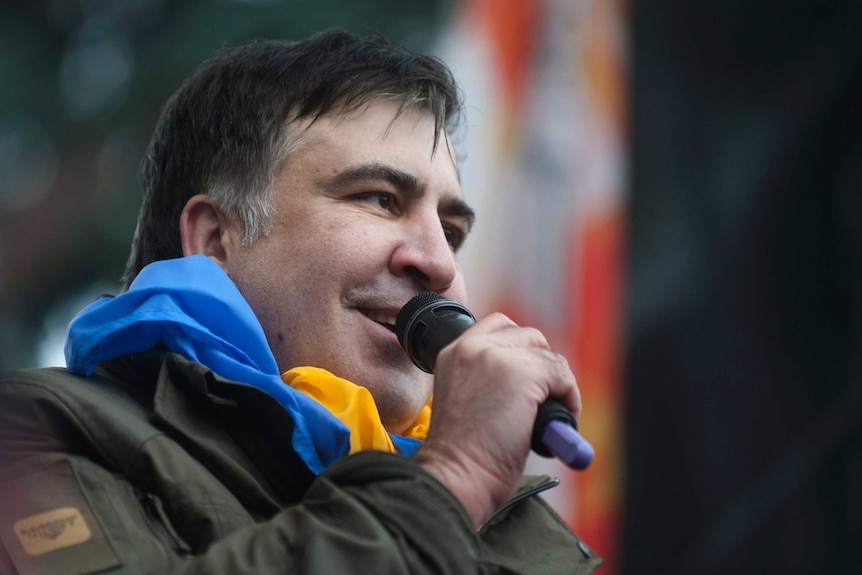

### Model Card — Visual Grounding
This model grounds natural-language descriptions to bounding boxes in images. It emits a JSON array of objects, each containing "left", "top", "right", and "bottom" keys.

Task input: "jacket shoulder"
[
  {"left": 0, "top": 365, "right": 153, "bottom": 409},
  {"left": 0, "top": 366, "right": 158, "bottom": 474}
]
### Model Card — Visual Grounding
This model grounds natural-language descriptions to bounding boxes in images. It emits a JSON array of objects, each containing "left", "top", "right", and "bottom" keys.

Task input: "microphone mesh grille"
[{"left": 395, "top": 291, "right": 444, "bottom": 348}]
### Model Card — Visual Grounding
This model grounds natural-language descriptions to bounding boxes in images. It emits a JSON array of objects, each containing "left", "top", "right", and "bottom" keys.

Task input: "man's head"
[
  {"left": 123, "top": 27, "right": 463, "bottom": 288},
  {"left": 125, "top": 28, "right": 474, "bottom": 432}
]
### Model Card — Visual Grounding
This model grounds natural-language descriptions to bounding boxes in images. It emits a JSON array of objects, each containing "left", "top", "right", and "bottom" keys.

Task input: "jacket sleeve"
[
  {"left": 181, "top": 451, "right": 484, "bottom": 574},
  {"left": 162, "top": 451, "right": 603, "bottom": 574}
]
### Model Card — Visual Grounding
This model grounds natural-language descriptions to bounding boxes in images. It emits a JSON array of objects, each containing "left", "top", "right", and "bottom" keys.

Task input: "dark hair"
[{"left": 121, "top": 27, "right": 463, "bottom": 289}]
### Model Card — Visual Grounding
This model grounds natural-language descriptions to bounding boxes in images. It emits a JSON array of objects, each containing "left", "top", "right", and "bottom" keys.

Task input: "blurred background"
[{"left": 1, "top": 1, "right": 859, "bottom": 574}]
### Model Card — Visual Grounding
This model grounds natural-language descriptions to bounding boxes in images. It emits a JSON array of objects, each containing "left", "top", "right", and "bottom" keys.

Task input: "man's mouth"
[{"left": 360, "top": 309, "right": 398, "bottom": 334}]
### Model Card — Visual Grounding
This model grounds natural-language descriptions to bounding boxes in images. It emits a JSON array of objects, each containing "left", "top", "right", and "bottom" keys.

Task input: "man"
[{"left": 0, "top": 28, "right": 601, "bottom": 574}]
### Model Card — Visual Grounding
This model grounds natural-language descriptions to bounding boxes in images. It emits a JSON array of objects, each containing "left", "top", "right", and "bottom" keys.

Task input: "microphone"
[{"left": 395, "top": 292, "right": 594, "bottom": 470}]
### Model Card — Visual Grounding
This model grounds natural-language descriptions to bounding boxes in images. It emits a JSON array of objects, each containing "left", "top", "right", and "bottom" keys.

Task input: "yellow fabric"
[{"left": 282, "top": 366, "right": 431, "bottom": 454}]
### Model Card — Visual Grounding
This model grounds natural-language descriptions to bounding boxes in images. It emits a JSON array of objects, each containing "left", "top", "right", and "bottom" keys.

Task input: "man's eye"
[
  {"left": 365, "top": 193, "right": 394, "bottom": 210},
  {"left": 443, "top": 225, "right": 465, "bottom": 251}
]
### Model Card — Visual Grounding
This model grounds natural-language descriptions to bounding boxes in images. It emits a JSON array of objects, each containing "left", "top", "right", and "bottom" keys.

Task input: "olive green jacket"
[{"left": 0, "top": 352, "right": 602, "bottom": 574}]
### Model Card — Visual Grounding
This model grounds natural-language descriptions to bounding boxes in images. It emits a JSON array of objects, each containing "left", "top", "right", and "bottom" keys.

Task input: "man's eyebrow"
[
  {"left": 440, "top": 196, "right": 476, "bottom": 232},
  {"left": 327, "top": 163, "right": 421, "bottom": 196},
  {"left": 327, "top": 162, "right": 476, "bottom": 231}
]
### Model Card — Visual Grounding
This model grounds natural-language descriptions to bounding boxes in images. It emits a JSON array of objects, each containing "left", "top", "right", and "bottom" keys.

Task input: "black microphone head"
[
  {"left": 396, "top": 292, "right": 476, "bottom": 373},
  {"left": 395, "top": 292, "right": 444, "bottom": 349}
]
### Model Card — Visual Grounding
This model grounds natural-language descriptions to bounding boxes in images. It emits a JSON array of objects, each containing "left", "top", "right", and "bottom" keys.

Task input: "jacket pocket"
[{"left": 133, "top": 486, "right": 192, "bottom": 556}]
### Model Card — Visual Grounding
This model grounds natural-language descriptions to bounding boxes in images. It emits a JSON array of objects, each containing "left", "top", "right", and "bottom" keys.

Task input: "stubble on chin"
[{"left": 362, "top": 366, "right": 433, "bottom": 435}]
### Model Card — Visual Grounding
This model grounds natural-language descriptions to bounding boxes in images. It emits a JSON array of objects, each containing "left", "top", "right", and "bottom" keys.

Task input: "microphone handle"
[{"left": 534, "top": 399, "right": 594, "bottom": 470}]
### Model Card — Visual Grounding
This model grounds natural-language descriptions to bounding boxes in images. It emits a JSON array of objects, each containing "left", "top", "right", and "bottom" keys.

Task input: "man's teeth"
[{"left": 363, "top": 310, "right": 397, "bottom": 327}]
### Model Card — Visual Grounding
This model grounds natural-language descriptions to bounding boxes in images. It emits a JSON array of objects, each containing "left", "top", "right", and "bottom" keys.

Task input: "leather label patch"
[
  {"left": 14, "top": 507, "right": 92, "bottom": 556},
  {"left": 0, "top": 459, "right": 122, "bottom": 575}
]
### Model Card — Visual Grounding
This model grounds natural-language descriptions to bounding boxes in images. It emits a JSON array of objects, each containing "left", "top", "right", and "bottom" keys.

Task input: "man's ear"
[{"left": 179, "top": 194, "right": 239, "bottom": 270}]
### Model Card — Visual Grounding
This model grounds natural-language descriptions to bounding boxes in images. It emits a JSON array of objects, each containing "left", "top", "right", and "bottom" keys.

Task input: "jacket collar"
[{"left": 98, "top": 351, "right": 315, "bottom": 512}]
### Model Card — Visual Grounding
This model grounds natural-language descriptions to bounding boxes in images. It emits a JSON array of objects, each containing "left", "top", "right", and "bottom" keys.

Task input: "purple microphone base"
[{"left": 542, "top": 419, "right": 595, "bottom": 470}]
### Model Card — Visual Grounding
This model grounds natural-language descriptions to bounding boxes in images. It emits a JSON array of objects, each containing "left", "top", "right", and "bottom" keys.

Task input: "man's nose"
[{"left": 390, "top": 214, "right": 458, "bottom": 292}]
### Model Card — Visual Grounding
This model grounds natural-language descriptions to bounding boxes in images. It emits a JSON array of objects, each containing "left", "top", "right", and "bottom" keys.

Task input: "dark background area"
[{"left": 623, "top": 1, "right": 861, "bottom": 573}]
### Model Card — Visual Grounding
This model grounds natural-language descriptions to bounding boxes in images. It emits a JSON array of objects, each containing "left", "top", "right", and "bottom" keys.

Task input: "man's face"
[{"left": 223, "top": 101, "right": 473, "bottom": 433}]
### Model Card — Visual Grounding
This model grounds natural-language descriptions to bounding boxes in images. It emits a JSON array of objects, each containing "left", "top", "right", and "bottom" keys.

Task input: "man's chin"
[{"left": 361, "top": 375, "right": 432, "bottom": 431}]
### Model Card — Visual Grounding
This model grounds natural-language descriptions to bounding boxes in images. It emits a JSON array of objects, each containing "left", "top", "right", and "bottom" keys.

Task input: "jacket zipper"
[{"left": 479, "top": 477, "right": 560, "bottom": 532}]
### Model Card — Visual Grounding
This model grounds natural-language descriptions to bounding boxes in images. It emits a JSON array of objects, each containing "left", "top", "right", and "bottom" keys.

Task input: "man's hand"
[{"left": 413, "top": 313, "right": 581, "bottom": 526}]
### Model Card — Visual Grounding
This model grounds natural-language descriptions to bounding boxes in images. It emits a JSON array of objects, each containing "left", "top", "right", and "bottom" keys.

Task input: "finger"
[{"left": 466, "top": 314, "right": 553, "bottom": 350}]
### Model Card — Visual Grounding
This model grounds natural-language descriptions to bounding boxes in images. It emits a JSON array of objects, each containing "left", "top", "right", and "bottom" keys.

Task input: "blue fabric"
[{"left": 65, "top": 254, "right": 421, "bottom": 473}]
